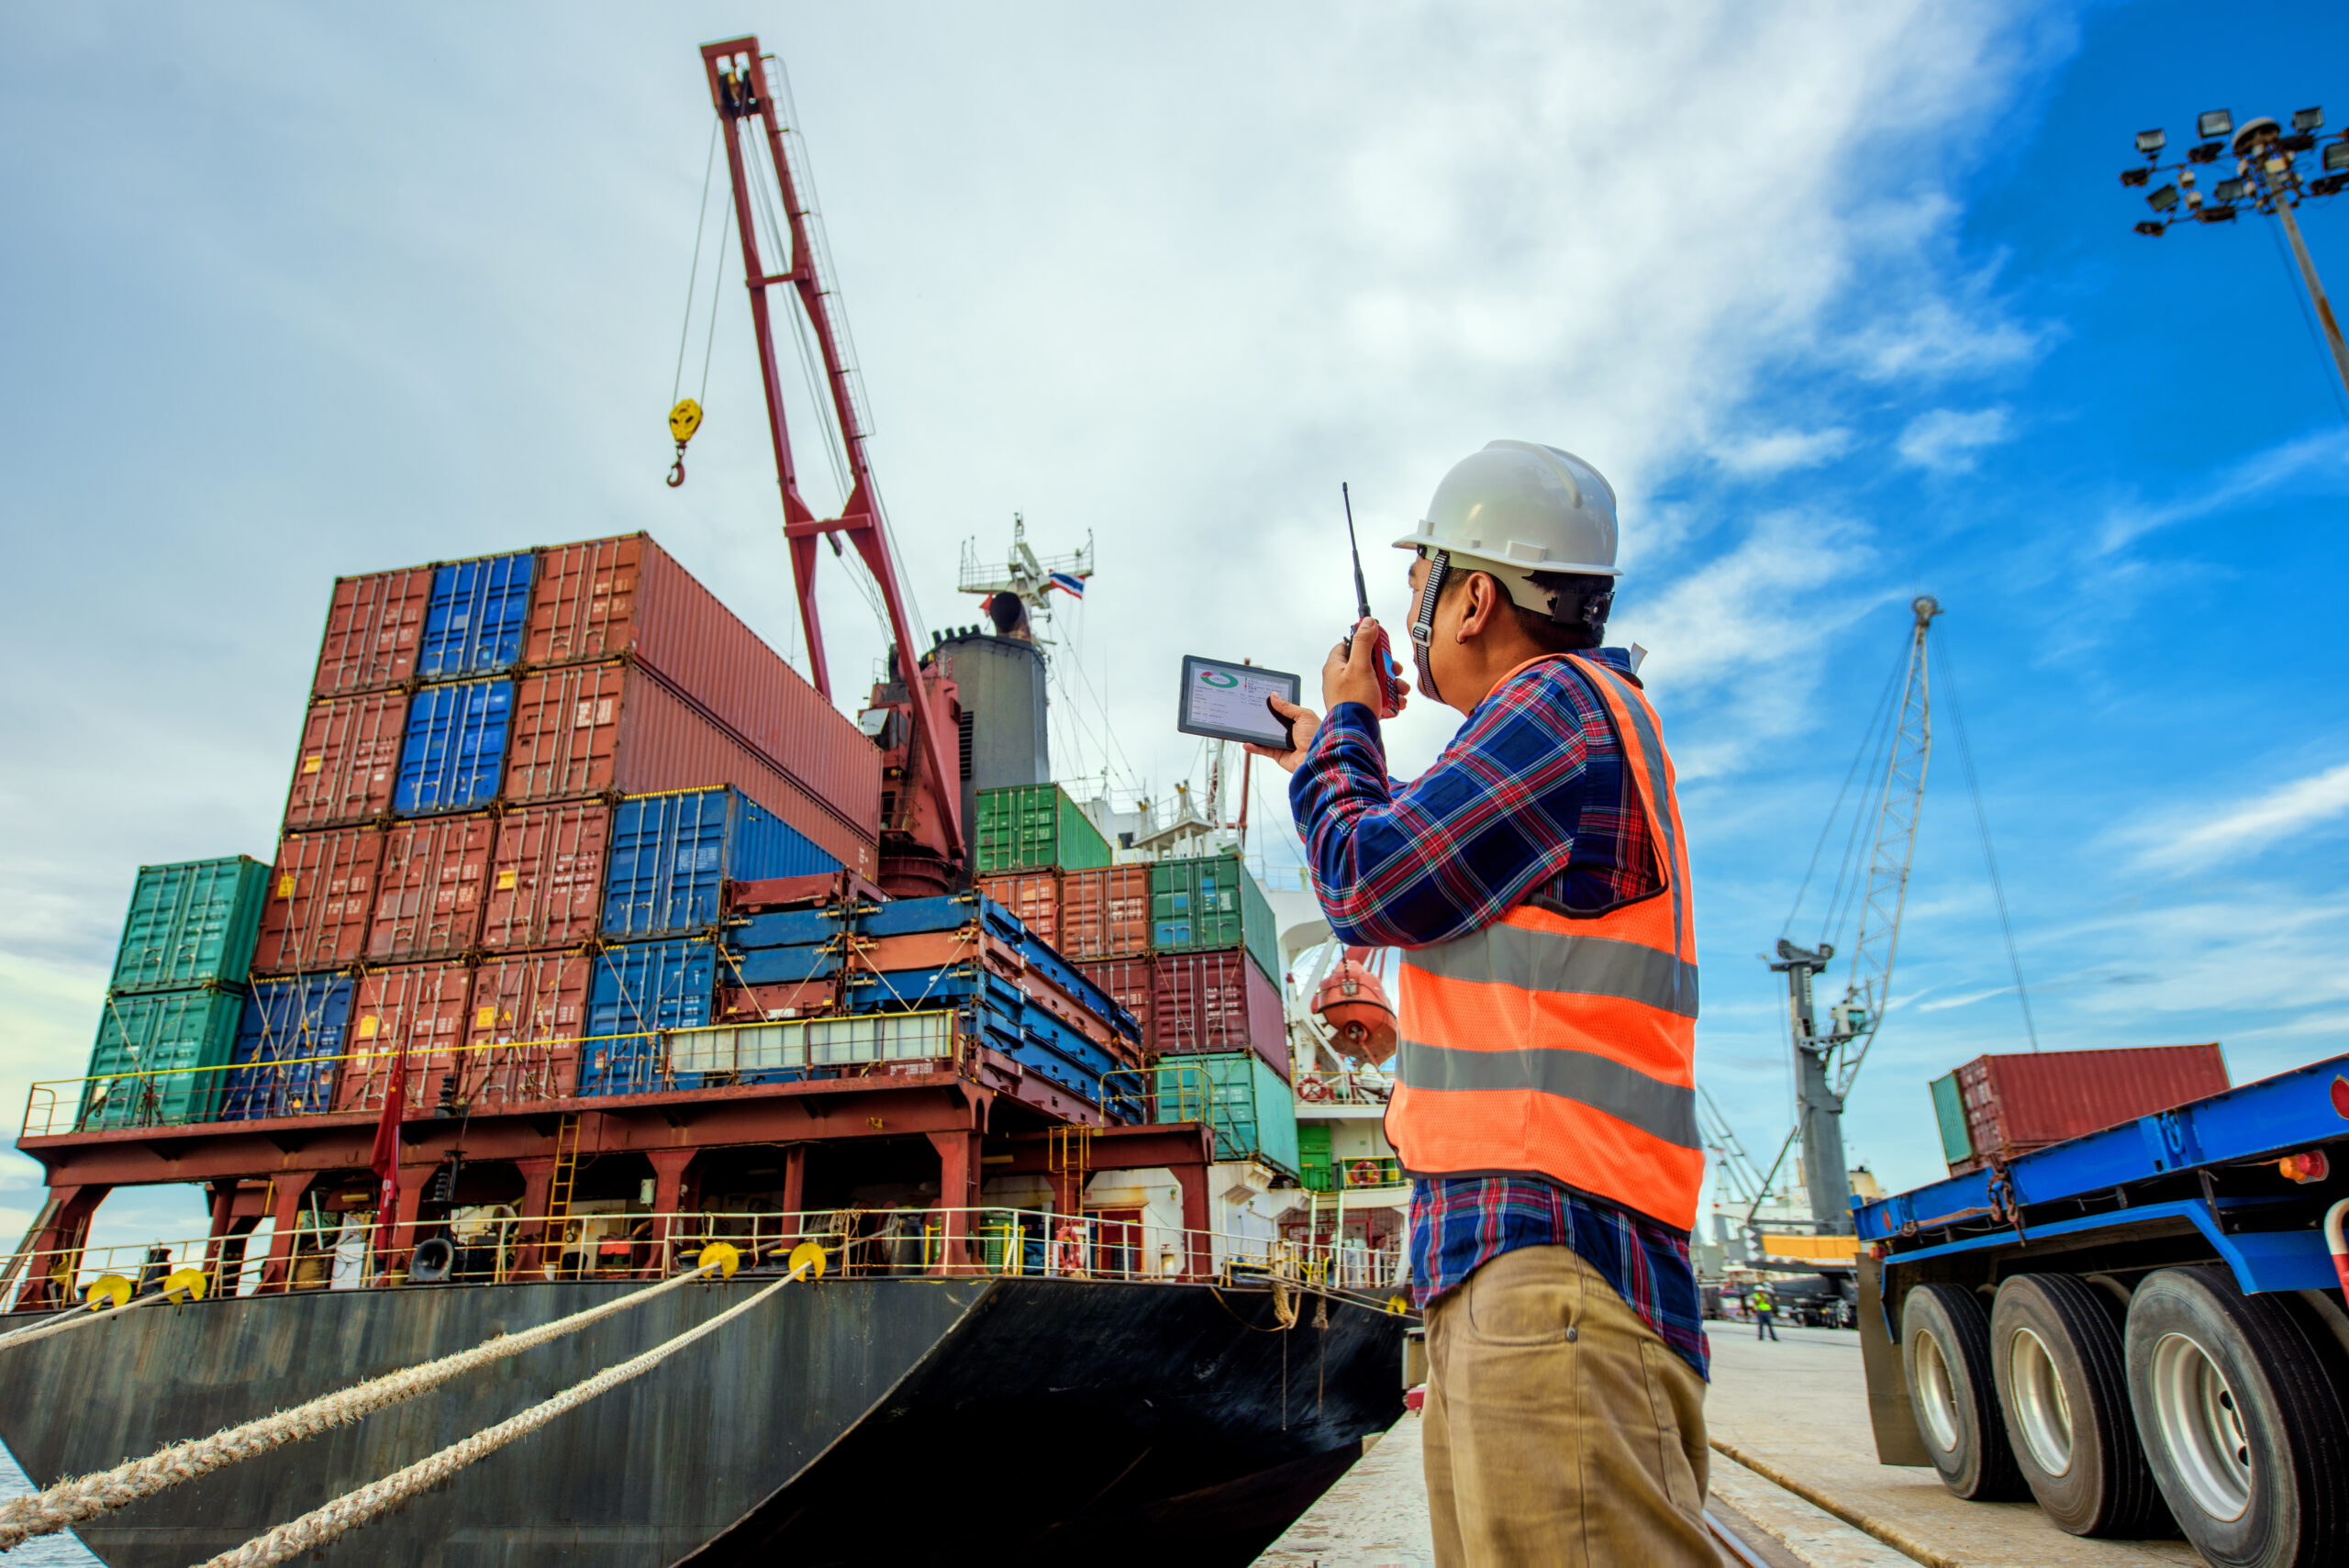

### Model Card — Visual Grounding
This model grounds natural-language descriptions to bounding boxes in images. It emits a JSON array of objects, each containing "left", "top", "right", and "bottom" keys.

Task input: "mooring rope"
[
  {"left": 0, "top": 1256, "right": 735, "bottom": 1551},
  {"left": 200, "top": 1258, "right": 814, "bottom": 1568},
  {"left": 0, "top": 1286, "right": 179, "bottom": 1354}
]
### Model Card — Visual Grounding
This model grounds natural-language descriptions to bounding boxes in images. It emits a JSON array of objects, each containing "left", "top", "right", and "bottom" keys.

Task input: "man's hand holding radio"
[{"left": 1245, "top": 617, "right": 1408, "bottom": 774}]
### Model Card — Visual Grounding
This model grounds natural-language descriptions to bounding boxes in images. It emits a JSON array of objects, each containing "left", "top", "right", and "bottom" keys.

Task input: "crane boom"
[{"left": 697, "top": 38, "right": 963, "bottom": 865}]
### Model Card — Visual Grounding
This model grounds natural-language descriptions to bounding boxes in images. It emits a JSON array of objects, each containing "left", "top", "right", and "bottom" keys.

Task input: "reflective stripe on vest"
[{"left": 1387, "top": 652, "right": 1703, "bottom": 1232}]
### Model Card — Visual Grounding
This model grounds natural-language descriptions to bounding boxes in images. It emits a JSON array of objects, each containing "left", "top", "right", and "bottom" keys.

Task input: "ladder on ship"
[{"left": 543, "top": 1114, "right": 583, "bottom": 1271}]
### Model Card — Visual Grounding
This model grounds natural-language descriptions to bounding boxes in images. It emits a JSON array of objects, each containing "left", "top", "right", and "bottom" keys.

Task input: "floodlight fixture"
[
  {"left": 2134, "top": 220, "right": 2166, "bottom": 237},
  {"left": 2327, "top": 140, "right": 2349, "bottom": 173},
  {"left": 2293, "top": 107, "right": 2323, "bottom": 134},
  {"left": 2199, "top": 109, "right": 2234, "bottom": 139},
  {"left": 2315, "top": 174, "right": 2349, "bottom": 198},
  {"left": 2136, "top": 128, "right": 2166, "bottom": 155},
  {"left": 2120, "top": 167, "right": 2151, "bottom": 187},
  {"left": 2199, "top": 206, "right": 2239, "bottom": 224},
  {"left": 2147, "top": 183, "right": 2181, "bottom": 213},
  {"left": 2214, "top": 177, "right": 2251, "bottom": 204}
]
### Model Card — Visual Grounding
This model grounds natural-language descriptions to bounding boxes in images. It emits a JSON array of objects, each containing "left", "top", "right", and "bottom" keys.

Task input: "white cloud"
[
  {"left": 2096, "top": 428, "right": 2349, "bottom": 554},
  {"left": 1896, "top": 406, "right": 2014, "bottom": 471},
  {"left": 2127, "top": 761, "right": 2349, "bottom": 871},
  {"left": 1712, "top": 428, "right": 1856, "bottom": 476}
]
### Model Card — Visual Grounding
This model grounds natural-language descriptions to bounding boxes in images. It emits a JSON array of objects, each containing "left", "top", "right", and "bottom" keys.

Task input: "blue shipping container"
[
  {"left": 583, "top": 939, "right": 718, "bottom": 1095},
  {"left": 221, "top": 976, "right": 352, "bottom": 1122},
  {"left": 418, "top": 552, "right": 535, "bottom": 681},
  {"left": 393, "top": 678, "right": 512, "bottom": 815},
  {"left": 601, "top": 788, "right": 837, "bottom": 940}
]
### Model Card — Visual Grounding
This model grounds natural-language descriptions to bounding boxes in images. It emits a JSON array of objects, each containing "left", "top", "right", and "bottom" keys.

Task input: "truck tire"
[
  {"left": 1991, "top": 1273, "right": 2169, "bottom": 1536},
  {"left": 1902, "top": 1283, "right": 2025, "bottom": 1500},
  {"left": 2126, "top": 1266, "right": 2349, "bottom": 1567}
]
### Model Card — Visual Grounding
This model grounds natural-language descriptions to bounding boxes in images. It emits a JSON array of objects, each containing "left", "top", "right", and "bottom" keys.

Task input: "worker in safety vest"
[
  {"left": 1249, "top": 441, "right": 1709, "bottom": 1566},
  {"left": 1752, "top": 1284, "right": 1779, "bottom": 1341}
]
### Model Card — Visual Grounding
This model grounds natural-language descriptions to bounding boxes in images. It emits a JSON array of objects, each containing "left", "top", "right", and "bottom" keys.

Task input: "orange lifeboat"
[{"left": 1311, "top": 949, "right": 1397, "bottom": 1063}]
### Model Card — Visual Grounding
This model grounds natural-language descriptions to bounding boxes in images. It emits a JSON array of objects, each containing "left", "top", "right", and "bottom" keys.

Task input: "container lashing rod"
[{"left": 697, "top": 38, "right": 962, "bottom": 862}]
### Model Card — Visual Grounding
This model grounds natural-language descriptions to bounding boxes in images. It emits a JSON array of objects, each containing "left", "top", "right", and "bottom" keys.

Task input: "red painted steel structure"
[{"left": 697, "top": 37, "right": 962, "bottom": 869}]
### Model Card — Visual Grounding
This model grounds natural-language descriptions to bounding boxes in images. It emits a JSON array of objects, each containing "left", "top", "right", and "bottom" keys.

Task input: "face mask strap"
[{"left": 1409, "top": 549, "right": 1450, "bottom": 706}]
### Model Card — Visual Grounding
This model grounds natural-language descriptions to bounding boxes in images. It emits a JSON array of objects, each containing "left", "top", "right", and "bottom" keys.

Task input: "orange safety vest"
[{"left": 1386, "top": 653, "right": 1703, "bottom": 1232}]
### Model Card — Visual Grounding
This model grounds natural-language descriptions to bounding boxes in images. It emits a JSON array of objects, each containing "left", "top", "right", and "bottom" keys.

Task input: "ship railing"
[
  {"left": 1290, "top": 1070, "right": 1393, "bottom": 1108},
  {"left": 1297, "top": 1156, "right": 1407, "bottom": 1194},
  {"left": 3, "top": 1206, "right": 1414, "bottom": 1315}
]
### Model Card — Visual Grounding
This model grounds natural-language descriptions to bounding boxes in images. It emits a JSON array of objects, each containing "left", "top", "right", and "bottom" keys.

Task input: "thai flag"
[{"left": 1050, "top": 572, "right": 1085, "bottom": 598}]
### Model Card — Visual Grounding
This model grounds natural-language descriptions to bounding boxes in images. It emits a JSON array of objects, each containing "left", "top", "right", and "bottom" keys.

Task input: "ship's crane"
[{"left": 696, "top": 38, "right": 963, "bottom": 888}]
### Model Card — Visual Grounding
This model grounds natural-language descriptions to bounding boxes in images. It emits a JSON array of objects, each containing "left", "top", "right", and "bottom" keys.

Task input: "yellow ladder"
[{"left": 543, "top": 1114, "right": 583, "bottom": 1268}]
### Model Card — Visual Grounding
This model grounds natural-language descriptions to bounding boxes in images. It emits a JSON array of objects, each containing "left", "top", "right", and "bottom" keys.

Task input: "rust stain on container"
[
  {"left": 977, "top": 871, "right": 1062, "bottom": 949},
  {"left": 368, "top": 813, "right": 495, "bottom": 962},
  {"left": 482, "top": 801, "right": 612, "bottom": 952},
  {"left": 339, "top": 962, "right": 474, "bottom": 1113},
  {"left": 283, "top": 691, "right": 408, "bottom": 829},
  {"left": 464, "top": 950, "right": 594, "bottom": 1104},
  {"left": 1078, "top": 957, "right": 1154, "bottom": 1049},
  {"left": 254, "top": 827, "right": 384, "bottom": 973},
  {"left": 310, "top": 568, "right": 433, "bottom": 697},
  {"left": 1957, "top": 1044, "right": 2230, "bottom": 1162},
  {"left": 1058, "top": 866, "right": 1153, "bottom": 961}
]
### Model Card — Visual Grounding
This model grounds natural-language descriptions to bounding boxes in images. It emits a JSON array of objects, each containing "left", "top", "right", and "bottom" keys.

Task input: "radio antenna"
[{"left": 1342, "top": 483, "right": 1372, "bottom": 622}]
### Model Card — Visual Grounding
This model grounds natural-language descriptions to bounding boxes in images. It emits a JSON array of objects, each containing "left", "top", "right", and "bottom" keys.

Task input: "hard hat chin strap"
[{"left": 1408, "top": 550, "right": 1450, "bottom": 707}]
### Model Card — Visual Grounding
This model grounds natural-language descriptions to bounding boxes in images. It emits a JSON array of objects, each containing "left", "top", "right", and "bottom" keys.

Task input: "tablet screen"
[{"left": 1177, "top": 656, "right": 1303, "bottom": 747}]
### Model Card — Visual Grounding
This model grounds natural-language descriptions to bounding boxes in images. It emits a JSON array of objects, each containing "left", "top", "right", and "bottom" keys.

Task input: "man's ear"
[{"left": 1457, "top": 572, "right": 1497, "bottom": 640}]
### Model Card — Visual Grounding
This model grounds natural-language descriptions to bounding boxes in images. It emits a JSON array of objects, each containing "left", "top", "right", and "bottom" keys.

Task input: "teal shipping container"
[
  {"left": 107, "top": 856, "right": 270, "bottom": 995},
  {"left": 1149, "top": 852, "right": 1278, "bottom": 985},
  {"left": 79, "top": 986, "right": 244, "bottom": 1129},
  {"left": 1930, "top": 1071, "right": 1973, "bottom": 1166},
  {"left": 974, "top": 784, "right": 1112, "bottom": 873},
  {"left": 1157, "top": 1051, "right": 1299, "bottom": 1177}
]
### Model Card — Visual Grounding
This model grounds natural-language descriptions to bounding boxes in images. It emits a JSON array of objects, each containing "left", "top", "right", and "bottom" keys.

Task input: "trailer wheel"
[
  {"left": 2126, "top": 1267, "right": 2349, "bottom": 1568},
  {"left": 1902, "top": 1283, "right": 2025, "bottom": 1500},
  {"left": 1990, "top": 1273, "right": 2168, "bottom": 1536}
]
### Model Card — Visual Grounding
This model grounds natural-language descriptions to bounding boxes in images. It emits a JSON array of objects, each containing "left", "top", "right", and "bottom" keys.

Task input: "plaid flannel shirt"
[{"left": 1290, "top": 650, "right": 1709, "bottom": 1378}]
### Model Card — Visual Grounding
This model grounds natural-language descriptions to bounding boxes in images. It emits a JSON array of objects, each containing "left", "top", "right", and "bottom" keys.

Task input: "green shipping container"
[
  {"left": 1297, "top": 1122, "right": 1332, "bottom": 1184},
  {"left": 79, "top": 986, "right": 244, "bottom": 1129},
  {"left": 1930, "top": 1071, "right": 1974, "bottom": 1166},
  {"left": 108, "top": 855, "right": 270, "bottom": 995},
  {"left": 1160, "top": 1051, "right": 1299, "bottom": 1177},
  {"left": 1149, "top": 852, "right": 1278, "bottom": 985},
  {"left": 974, "top": 784, "right": 1113, "bottom": 874}
]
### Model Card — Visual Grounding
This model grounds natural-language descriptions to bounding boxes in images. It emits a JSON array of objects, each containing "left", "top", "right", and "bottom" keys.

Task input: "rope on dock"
[
  {"left": 200, "top": 1257, "right": 815, "bottom": 1568},
  {"left": 0, "top": 1256, "right": 739, "bottom": 1551}
]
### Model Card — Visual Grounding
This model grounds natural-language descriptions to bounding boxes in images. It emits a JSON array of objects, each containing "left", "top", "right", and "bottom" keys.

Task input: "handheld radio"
[{"left": 1340, "top": 484, "right": 1407, "bottom": 719}]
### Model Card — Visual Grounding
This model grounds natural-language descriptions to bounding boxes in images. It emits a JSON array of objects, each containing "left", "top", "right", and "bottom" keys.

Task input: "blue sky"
[{"left": 1, "top": 1, "right": 2345, "bottom": 1268}]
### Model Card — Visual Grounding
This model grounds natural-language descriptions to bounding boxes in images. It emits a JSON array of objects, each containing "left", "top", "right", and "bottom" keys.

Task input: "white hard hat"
[{"left": 1392, "top": 440, "right": 1620, "bottom": 595}]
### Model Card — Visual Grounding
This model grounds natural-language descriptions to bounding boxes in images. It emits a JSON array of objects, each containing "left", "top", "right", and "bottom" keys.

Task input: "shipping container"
[
  {"left": 221, "top": 975, "right": 351, "bottom": 1122},
  {"left": 602, "top": 788, "right": 835, "bottom": 940},
  {"left": 284, "top": 690, "right": 408, "bottom": 828},
  {"left": 528, "top": 535, "right": 880, "bottom": 836},
  {"left": 1152, "top": 951, "right": 1290, "bottom": 1081},
  {"left": 418, "top": 552, "right": 534, "bottom": 682},
  {"left": 253, "top": 827, "right": 384, "bottom": 973},
  {"left": 107, "top": 856, "right": 269, "bottom": 995},
  {"left": 1156, "top": 1051, "right": 1300, "bottom": 1175},
  {"left": 583, "top": 938, "right": 718, "bottom": 1095},
  {"left": 974, "top": 784, "right": 1112, "bottom": 873},
  {"left": 1076, "top": 957, "right": 1153, "bottom": 1052},
  {"left": 506, "top": 662, "right": 875, "bottom": 876},
  {"left": 976, "top": 870, "right": 1061, "bottom": 951},
  {"left": 1934, "top": 1044, "right": 2231, "bottom": 1172},
  {"left": 481, "top": 801, "right": 611, "bottom": 951},
  {"left": 335, "top": 962, "right": 474, "bottom": 1113},
  {"left": 310, "top": 566, "right": 433, "bottom": 697},
  {"left": 464, "top": 949, "right": 595, "bottom": 1104},
  {"left": 1150, "top": 852, "right": 1279, "bottom": 986},
  {"left": 393, "top": 678, "right": 512, "bottom": 816},
  {"left": 719, "top": 978, "right": 841, "bottom": 1021},
  {"left": 1061, "top": 865, "right": 1152, "bottom": 960},
  {"left": 367, "top": 814, "right": 495, "bottom": 962},
  {"left": 78, "top": 987, "right": 244, "bottom": 1129}
]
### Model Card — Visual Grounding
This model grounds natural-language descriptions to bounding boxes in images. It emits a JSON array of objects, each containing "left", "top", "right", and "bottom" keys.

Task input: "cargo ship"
[{"left": 0, "top": 35, "right": 1409, "bottom": 1568}]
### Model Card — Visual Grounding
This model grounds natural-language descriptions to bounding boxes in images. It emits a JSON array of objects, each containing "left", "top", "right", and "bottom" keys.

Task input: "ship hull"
[{"left": 0, "top": 1275, "right": 1404, "bottom": 1566}]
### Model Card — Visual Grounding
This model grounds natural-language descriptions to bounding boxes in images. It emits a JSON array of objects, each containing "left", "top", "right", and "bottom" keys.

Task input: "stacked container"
[{"left": 973, "top": 784, "right": 1111, "bottom": 874}]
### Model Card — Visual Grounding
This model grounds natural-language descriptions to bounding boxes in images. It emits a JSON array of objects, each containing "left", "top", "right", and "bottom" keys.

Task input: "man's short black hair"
[{"left": 1441, "top": 566, "right": 1613, "bottom": 652}]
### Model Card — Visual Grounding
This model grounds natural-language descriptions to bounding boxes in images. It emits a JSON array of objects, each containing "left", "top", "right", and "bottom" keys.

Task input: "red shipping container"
[
  {"left": 528, "top": 535, "right": 881, "bottom": 840},
  {"left": 254, "top": 827, "right": 384, "bottom": 973},
  {"left": 481, "top": 801, "right": 612, "bottom": 951},
  {"left": 979, "top": 871, "right": 1062, "bottom": 949},
  {"left": 1061, "top": 866, "right": 1152, "bottom": 960},
  {"left": 368, "top": 813, "right": 495, "bottom": 962},
  {"left": 1152, "top": 951, "right": 1290, "bottom": 1081},
  {"left": 720, "top": 980, "right": 840, "bottom": 1021},
  {"left": 505, "top": 662, "right": 875, "bottom": 877},
  {"left": 1959, "top": 1045, "right": 2229, "bottom": 1161},
  {"left": 311, "top": 566, "right": 434, "bottom": 697},
  {"left": 464, "top": 950, "right": 596, "bottom": 1105},
  {"left": 1078, "top": 956, "right": 1153, "bottom": 1052},
  {"left": 284, "top": 691, "right": 408, "bottom": 829},
  {"left": 337, "top": 962, "right": 474, "bottom": 1112}
]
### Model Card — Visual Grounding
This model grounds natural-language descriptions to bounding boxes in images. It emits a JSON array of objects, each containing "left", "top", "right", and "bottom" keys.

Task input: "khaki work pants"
[{"left": 1422, "top": 1244, "right": 1712, "bottom": 1566}]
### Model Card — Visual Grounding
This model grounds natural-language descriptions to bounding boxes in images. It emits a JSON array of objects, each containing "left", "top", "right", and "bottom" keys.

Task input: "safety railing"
[
  {"left": 1299, "top": 1156, "right": 1406, "bottom": 1193},
  {"left": 1102, "top": 1060, "right": 1297, "bottom": 1175},
  {"left": 1291, "top": 1070, "right": 1394, "bottom": 1108},
  {"left": 21, "top": 1013, "right": 968, "bottom": 1139},
  {"left": 1, "top": 1206, "right": 1412, "bottom": 1317}
]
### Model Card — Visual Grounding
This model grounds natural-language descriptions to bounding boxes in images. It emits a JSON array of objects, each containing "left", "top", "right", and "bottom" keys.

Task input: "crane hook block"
[{"left": 668, "top": 399, "right": 703, "bottom": 443}]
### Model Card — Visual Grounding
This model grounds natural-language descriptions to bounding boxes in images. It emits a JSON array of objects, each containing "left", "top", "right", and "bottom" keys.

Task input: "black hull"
[{"left": 0, "top": 1276, "right": 1404, "bottom": 1566}]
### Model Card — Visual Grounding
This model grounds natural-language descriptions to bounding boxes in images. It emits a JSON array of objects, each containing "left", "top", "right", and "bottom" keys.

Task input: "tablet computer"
[{"left": 1177, "top": 656, "right": 1304, "bottom": 748}]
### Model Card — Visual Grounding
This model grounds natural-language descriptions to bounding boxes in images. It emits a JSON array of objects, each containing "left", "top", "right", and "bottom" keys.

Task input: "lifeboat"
[{"left": 1310, "top": 948, "right": 1397, "bottom": 1063}]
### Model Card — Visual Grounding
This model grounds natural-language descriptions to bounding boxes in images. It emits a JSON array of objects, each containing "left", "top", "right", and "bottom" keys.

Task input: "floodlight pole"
[{"left": 2269, "top": 187, "right": 2349, "bottom": 397}]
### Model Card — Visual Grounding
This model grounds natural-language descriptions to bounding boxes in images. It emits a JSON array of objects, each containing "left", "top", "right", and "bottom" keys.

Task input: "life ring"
[
  {"left": 1297, "top": 1075, "right": 1333, "bottom": 1103},
  {"left": 1347, "top": 1159, "right": 1383, "bottom": 1187},
  {"left": 1054, "top": 1221, "right": 1088, "bottom": 1277}
]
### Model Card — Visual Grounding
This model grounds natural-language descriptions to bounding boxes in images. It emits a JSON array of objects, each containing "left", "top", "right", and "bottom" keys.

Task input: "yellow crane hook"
[{"left": 666, "top": 399, "right": 703, "bottom": 487}]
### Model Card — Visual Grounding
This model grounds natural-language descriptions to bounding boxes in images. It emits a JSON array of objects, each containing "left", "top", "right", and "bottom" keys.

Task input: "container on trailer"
[
  {"left": 392, "top": 678, "right": 512, "bottom": 816},
  {"left": 253, "top": 827, "right": 384, "bottom": 973},
  {"left": 78, "top": 986, "right": 245, "bottom": 1129},
  {"left": 602, "top": 788, "right": 836, "bottom": 940},
  {"left": 1076, "top": 957, "right": 1153, "bottom": 1053},
  {"left": 505, "top": 661, "right": 875, "bottom": 876},
  {"left": 527, "top": 534, "right": 881, "bottom": 836},
  {"left": 1155, "top": 1051, "right": 1299, "bottom": 1176},
  {"left": 976, "top": 870, "right": 1061, "bottom": 950},
  {"left": 1939, "top": 1044, "right": 2231, "bottom": 1172},
  {"left": 974, "top": 784, "right": 1113, "bottom": 873},
  {"left": 367, "top": 814, "right": 495, "bottom": 962},
  {"left": 284, "top": 690, "right": 408, "bottom": 828},
  {"left": 107, "top": 856, "right": 270, "bottom": 995},
  {"left": 337, "top": 963, "right": 474, "bottom": 1113},
  {"left": 418, "top": 551, "right": 535, "bottom": 682},
  {"left": 221, "top": 975, "right": 351, "bottom": 1121},
  {"left": 582, "top": 938, "right": 718, "bottom": 1095},
  {"left": 1061, "top": 865, "right": 1152, "bottom": 960},
  {"left": 310, "top": 566, "right": 434, "bottom": 698},
  {"left": 480, "top": 800, "right": 612, "bottom": 951},
  {"left": 1152, "top": 951, "right": 1290, "bottom": 1081},
  {"left": 1149, "top": 852, "right": 1279, "bottom": 986},
  {"left": 464, "top": 949, "right": 595, "bottom": 1104}
]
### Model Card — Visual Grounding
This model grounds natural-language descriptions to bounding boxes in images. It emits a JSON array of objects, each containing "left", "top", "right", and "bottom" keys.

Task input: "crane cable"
[
  {"left": 1935, "top": 633, "right": 2040, "bottom": 1051},
  {"left": 666, "top": 120, "right": 724, "bottom": 486}
]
